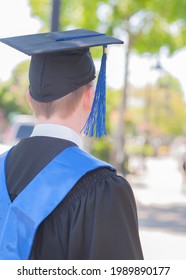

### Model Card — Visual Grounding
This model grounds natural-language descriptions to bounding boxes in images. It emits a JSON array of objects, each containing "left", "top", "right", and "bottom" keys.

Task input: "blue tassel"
[{"left": 83, "top": 46, "right": 107, "bottom": 138}]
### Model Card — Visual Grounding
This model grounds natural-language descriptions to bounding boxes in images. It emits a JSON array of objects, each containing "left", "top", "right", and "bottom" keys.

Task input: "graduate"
[{"left": 0, "top": 29, "right": 143, "bottom": 260}]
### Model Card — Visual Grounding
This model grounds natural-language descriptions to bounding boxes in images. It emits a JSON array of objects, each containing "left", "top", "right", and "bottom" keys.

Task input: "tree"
[
  {"left": 103, "top": 0, "right": 186, "bottom": 173},
  {"left": 0, "top": 61, "right": 31, "bottom": 118},
  {"left": 28, "top": 0, "right": 186, "bottom": 172},
  {"left": 128, "top": 74, "right": 186, "bottom": 137}
]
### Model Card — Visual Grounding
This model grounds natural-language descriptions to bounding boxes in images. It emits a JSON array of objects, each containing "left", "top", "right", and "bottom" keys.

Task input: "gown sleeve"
[
  {"left": 30, "top": 168, "right": 143, "bottom": 260},
  {"left": 64, "top": 169, "right": 143, "bottom": 260}
]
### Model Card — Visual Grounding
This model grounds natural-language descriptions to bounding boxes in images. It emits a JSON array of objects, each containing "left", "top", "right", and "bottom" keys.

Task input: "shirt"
[{"left": 31, "top": 124, "right": 83, "bottom": 149}]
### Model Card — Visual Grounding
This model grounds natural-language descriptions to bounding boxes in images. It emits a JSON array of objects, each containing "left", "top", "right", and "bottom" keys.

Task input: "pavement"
[{"left": 126, "top": 155, "right": 186, "bottom": 260}]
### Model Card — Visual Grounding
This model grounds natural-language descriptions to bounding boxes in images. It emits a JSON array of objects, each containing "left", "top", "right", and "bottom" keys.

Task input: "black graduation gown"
[{"left": 5, "top": 136, "right": 143, "bottom": 260}]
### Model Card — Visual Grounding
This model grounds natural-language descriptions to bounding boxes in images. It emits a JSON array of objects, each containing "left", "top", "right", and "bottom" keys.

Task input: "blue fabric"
[
  {"left": 83, "top": 46, "right": 107, "bottom": 137},
  {"left": 0, "top": 146, "right": 114, "bottom": 260},
  {"left": 56, "top": 33, "right": 105, "bottom": 41}
]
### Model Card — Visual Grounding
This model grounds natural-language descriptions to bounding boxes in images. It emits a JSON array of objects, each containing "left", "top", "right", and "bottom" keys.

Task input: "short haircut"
[{"left": 29, "top": 82, "right": 94, "bottom": 119}]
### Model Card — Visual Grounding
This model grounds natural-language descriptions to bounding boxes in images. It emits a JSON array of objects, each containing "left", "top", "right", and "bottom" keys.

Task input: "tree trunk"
[{"left": 115, "top": 37, "right": 131, "bottom": 175}]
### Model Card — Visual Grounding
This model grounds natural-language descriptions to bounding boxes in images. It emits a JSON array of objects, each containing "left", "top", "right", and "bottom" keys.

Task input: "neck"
[{"left": 36, "top": 114, "right": 85, "bottom": 136}]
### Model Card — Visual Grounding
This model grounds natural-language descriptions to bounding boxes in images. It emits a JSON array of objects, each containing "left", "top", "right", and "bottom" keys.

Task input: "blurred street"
[{"left": 127, "top": 155, "right": 186, "bottom": 260}]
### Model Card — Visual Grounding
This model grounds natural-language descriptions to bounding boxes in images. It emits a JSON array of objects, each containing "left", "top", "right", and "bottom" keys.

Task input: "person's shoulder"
[
  {"left": 90, "top": 167, "right": 137, "bottom": 210},
  {"left": 50, "top": 166, "right": 138, "bottom": 233},
  {"left": 60, "top": 166, "right": 133, "bottom": 208},
  {"left": 93, "top": 166, "right": 133, "bottom": 193},
  {"left": 112, "top": 172, "right": 134, "bottom": 194}
]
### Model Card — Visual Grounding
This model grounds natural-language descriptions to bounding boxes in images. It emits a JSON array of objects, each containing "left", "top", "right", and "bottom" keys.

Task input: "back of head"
[
  {"left": 29, "top": 82, "right": 93, "bottom": 119},
  {"left": 0, "top": 29, "right": 123, "bottom": 137},
  {"left": 29, "top": 49, "right": 96, "bottom": 102}
]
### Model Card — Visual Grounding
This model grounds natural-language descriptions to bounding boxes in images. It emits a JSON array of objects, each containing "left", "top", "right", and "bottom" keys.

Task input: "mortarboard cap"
[
  {"left": 0, "top": 29, "right": 123, "bottom": 137},
  {"left": 0, "top": 29, "right": 122, "bottom": 55}
]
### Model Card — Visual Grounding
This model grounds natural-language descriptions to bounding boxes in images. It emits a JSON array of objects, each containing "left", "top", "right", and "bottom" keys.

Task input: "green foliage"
[
  {"left": 61, "top": 0, "right": 102, "bottom": 30},
  {"left": 90, "top": 73, "right": 186, "bottom": 161},
  {"left": 29, "top": 0, "right": 103, "bottom": 31},
  {"left": 127, "top": 142, "right": 154, "bottom": 156},
  {"left": 128, "top": 74, "right": 186, "bottom": 137},
  {"left": 90, "top": 87, "right": 121, "bottom": 161},
  {"left": 0, "top": 61, "right": 31, "bottom": 117},
  {"left": 147, "top": 0, "right": 186, "bottom": 22},
  {"left": 106, "top": 88, "right": 121, "bottom": 131},
  {"left": 157, "top": 74, "right": 183, "bottom": 92},
  {"left": 91, "top": 136, "right": 112, "bottom": 162},
  {"left": 26, "top": 0, "right": 186, "bottom": 74},
  {"left": 109, "top": 0, "right": 184, "bottom": 54},
  {"left": 29, "top": 0, "right": 51, "bottom": 31},
  {"left": 133, "top": 16, "right": 178, "bottom": 54},
  {"left": 28, "top": 0, "right": 186, "bottom": 58}
]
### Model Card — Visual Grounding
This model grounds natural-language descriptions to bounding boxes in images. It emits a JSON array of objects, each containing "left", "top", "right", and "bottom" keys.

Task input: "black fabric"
[
  {"left": 29, "top": 50, "right": 96, "bottom": 102},
  {"left": 0, "top": 29, "right": 123, "bottom": 56},
  {"left": 5, "top": 137, "right": 143, "bottom": 260},
  {"left": 6, "top": 137, "right": 76, "bottom": 201},
  {"left": 0, "top": 29, "right": 123, "bottom": 102}
]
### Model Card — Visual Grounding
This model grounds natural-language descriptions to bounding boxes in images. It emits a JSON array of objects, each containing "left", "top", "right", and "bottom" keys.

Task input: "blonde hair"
[{"left": 29, "top": 82, "right": 93, "bottom": 119}]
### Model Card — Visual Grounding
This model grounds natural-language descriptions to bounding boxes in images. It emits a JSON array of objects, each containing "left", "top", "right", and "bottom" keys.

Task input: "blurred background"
[{"left": 0, "top": 0, "right": 186, "bottom": 259}]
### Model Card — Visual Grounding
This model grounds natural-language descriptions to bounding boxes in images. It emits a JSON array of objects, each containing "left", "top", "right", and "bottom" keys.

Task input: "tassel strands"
[{"left": 83, "top": 46, "right": 107, "bottom": 138}]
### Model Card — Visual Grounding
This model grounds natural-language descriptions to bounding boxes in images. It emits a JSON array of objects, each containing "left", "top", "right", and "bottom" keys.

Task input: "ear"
[{"left": 83, "top": 86, "right": 94, "bottom": 112}]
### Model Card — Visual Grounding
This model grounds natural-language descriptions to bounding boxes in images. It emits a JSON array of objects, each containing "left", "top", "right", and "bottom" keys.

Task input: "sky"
[{"left": 1, "top": 0, "right": 186, "bottom": 98}]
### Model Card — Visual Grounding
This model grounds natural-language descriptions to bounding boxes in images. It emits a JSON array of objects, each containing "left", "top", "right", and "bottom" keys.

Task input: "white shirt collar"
[{"left": 30, "top": 124, "right": 83, "bottom": 149}]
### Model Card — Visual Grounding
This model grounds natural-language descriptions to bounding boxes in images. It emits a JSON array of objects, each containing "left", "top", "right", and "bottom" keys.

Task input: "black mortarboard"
[{"left": 0, "top": 29, "right": 123, "bottom": 137}]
